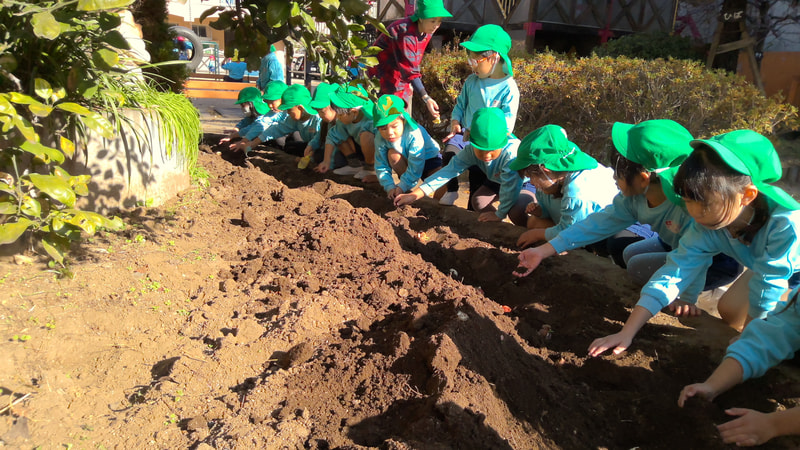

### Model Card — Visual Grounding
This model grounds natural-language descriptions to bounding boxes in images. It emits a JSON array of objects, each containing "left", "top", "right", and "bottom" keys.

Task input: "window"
[{"left": 192, "top": 25, "right": 208, "bottom": 38}]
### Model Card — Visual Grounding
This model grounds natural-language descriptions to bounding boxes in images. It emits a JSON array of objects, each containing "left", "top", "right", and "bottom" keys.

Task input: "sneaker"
[
  {"left": 333, "top": 165, "right": 361, "bottom": 176},
  {"left": 439, "top": 191, "right": 459, "bottom": 206},
  {"left": 354, "top": 168, "right": 376, "bottom": 180}
]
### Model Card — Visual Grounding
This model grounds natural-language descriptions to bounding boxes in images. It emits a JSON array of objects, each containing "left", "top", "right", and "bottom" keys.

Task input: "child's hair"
[
  {"left": 468, "top": 49, "right": 497, "bottom": 58},
  {"left": 331, "top": 104, "right": 361, "bottom": 116},
  {"left": 608, "top": 148, "right": 651, "bottom": 185},
  {"left": 673, "top": 145, "right": 769, "bottom": 243}
]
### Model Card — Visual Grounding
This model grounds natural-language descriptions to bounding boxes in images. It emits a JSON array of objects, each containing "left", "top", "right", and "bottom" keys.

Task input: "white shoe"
[
  {"left": 439, "top": 191, "right": 459, "bottom": 206},
  {"left": 354, "top": 168, "right": 376, "bottom": 180},
  {"left": 333, "top": 165, "right": 361, "bottom": 176}
]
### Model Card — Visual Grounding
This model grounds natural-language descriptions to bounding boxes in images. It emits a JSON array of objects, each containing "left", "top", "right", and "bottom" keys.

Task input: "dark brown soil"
[{"left": 1, "top": 137, "right": 799, "bottom": 449}]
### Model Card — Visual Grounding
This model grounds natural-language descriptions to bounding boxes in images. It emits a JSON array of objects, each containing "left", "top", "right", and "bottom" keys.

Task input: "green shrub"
[
  {"left": 420, "top": 48, "right": 799, "bottom": 160},
  {"left": 593, "top": 31, "right": 704, "bottom": 62}
]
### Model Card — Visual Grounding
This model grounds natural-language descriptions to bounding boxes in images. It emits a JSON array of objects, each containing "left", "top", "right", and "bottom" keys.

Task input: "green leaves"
[
  {"left": 31, "top": 12, "right": 62, "bottom": 40},
  {"left": 77, "top": 0, "right": 135, "bottom": 12},
  {"left": 0, "top": 219, "right": 33, "bottom": 245},
  {"left": 28, "top": 174, "right": 76, "bottom": 207},
  {"left": 92, "top": 48, "right": 120, "bottom": 70},
  {"left": 266, "top": 1, "right": 291, "bottom": 27}
]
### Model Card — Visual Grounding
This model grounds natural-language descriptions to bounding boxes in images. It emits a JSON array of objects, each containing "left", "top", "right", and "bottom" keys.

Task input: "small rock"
[
  {"left": 13, "top": 255, "right": 33, "bottom": 265},
  {"left": 219, "top": 278, "right": 237, "bottom": 293},
  {"left": 185, "top": 416, "right": 208, "bottom": 431}
]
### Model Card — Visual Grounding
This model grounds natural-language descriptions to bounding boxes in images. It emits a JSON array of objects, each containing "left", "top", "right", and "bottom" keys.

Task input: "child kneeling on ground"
[{"left": 372, "top": 95, "right": 442, "bottom": 200}]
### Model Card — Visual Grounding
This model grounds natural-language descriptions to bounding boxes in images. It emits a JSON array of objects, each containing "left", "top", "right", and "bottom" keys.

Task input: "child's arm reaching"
[
  {"left": 587, "top": 305, "right": 653, "bottom": 357},
  {"left": 678, "top": 357, "right": 743, "bottom": 406},
  {"left": 716, "top": 407, "right": 800, "bottom": 447}
]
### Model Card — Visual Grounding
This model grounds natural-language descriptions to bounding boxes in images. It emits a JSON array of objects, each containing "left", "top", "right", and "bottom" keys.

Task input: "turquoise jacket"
[
  {"left": 535, "top": 166, "right": 619, "bottom": 241},
  {"left": 451, "top": 74, "right": 519, "bottom": 133},
  {"left": 319, "top": 111, "right": 375, "bottom": 168},
  {"left": 419, "top": 138, "right": 523, "bottom": 219},
  {"left": 639, "top": 200, "right": 800, "bottom": 318},
  {"left": 726, "top": 291, "right": 800, "bottom": 380},
  {"left": 257, "top": 114, "right": 321, "bottom": 149},
  {"left": 235, "top": 116, "right": 256, "bottom": 130},
  {"left": 375, "top": 125, "right": 440, "bottom": 193},
  {"left": 241, "top": 111, "right": 285, "bottom": 141},
  {"left": 256, "top": 52, "right": 284, "bottom": 90}
]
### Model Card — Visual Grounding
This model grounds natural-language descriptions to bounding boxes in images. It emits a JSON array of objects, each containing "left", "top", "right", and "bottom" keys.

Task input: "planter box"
[{"left": 64, "top": 109, "right": 192, "bottom": 215}]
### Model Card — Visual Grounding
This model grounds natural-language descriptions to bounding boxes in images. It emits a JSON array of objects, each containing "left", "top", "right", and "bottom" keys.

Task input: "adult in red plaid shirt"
[{"left": 368, "top": 0, "right": 451, "bottom": 121}]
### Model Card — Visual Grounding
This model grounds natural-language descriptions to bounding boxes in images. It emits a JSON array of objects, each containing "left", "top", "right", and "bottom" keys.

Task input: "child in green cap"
[
  {"left": 218, "top": 86, "right": 271, "bottom": 147},
  {"left": 439, "top": 24, "right": 520, "bottom": 208},
  {"left": 394, "top": 107, "right": 528, "bottom": 225},
  {"left": 678, "top": 288, "right": 800, "bottom": 447},
  {"left": 367, "top": 0, "right": 452, "bottom": 120},
  {"left": 512, "top": 124, "right": 619, "bottom": 248},
  {"left": 514, "top": 120, "right": 741, "bottom": 315},
  {"left": 232, "top": 84, "right": 321, "bottom": 157},
  {"left": 372, "top": 95, "right": 443, "bottom": 200},
  {"left": 589, "top": 130, "right": 800, "bottom": 358},
  {"left": 299, "top": 82, "right": 341, "bottom": 169},
  {"left": 315, "top": 85, "right": 378, "bottom": 183}
]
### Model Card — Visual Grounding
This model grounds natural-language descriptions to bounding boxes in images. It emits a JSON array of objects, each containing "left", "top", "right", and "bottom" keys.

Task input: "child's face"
[
  {"left": 319, "top": 106, "right": 336, "bottom": 122},
  {"left": 378, "top": 117, "right": 404, "bottom": 143},
  {"left": 473, "top": 146, "right": 502, "bottom": 163},
  {"left": 266, "top": 99, "right": 282, "bottom": 112},
  {"left": 525, "top": 166, "right": 561, "bottom": 194},
  {"left": 684, "top": 194, "right": 744, "bottom": 230},
  {"left": 287, "top": 105, "right": 304, "bottom": 121},
  {"left": 614, "top": 171, "right": 649, "bottom": 197},
  {"left": 241, "top": 102, "right": 255, "bottom": 117},
  {"left": 467, "top": 51, "right": 499, "bottom": 78},
  {"left": 418, "top": 17, "right": 443, "bottom": 34},
  {"left": 337, "top": 109, "right": 358, "bottom": 125}
]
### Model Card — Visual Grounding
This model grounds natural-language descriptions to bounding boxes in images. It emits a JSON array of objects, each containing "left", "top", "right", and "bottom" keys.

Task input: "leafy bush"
[
  {"left": 593, "top": 31, "right": 704, "bottom": 62},
  {"left": 420, "top": 48, "right": 799, "bottom": 159}
]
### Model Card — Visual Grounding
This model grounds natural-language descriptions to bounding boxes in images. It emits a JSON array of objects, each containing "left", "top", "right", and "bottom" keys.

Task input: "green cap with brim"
[
  {"left": 262, "top": 81, "right": 288, "bottom": 102},
  {"left": 373, "top": 94, "right": 418, "bottom": 130},
  {"left": 469, "top": 107, "right": 509, "bottom": 151},
  {"left": 235, "top": 86, "right": 269, "bottom": 115},
  {"left": 409, "top": 0, "right": 452, "bottom": 21},
  {"left": 612, "top": 120, "right": 694, "bottom": 171},
  {"left": 330, "top": 83, "right": 371, "bottom": 109},
  {"left": 656, "top": 166, "right": 683, "bottom": 206},
  {"left": 308, "top": 82, "right": 340, "bottom": 110},
  {"left": 278, "top": 84, "right": 317, "bottom": 115},
  {"left": 688, "top": 130, "right": 800, "bottom": 210},
  {"left": 460, "top": 24, "right": 513, "bottom": 76},
  {"left": 510, "top": 124, "right": 597, "bottom": 172}
]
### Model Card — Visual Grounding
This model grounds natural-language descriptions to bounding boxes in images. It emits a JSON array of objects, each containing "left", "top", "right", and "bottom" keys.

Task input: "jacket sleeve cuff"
[
  {"left": 637, "top": 295, "right": 665, "bottom": 316},
  {"left": 419, "top": 184, "right": 434, "bottom": 197}
]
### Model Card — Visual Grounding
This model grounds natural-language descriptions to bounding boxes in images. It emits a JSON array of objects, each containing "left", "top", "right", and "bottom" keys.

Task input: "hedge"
[{"left": 416, "top": 47, "right": 799, "bottom": 160}]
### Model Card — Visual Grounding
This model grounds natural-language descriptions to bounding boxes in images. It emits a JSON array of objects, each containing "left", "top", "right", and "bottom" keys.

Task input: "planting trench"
[{"left": 1, "top": 137, "right": 798, "bottom": 449}]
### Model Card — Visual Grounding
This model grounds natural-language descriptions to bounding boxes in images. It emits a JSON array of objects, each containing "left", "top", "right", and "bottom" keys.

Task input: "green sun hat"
[
  {"left": 262, "top": 81, "right": 288, "bottom": 102},
  {"left": 689, "top": 130, "right": 800, "bottom": 210},
  {"left": 459, "top": 24, "right": 513, "bottom": 76},
  {"left": 510, "top": 125, "right": 597, "bottom": 172},
  {"left": 278, "top": 84, "right": 317, "bottom": 114},
  {"left": 330, "top": 83, "right": 371, "bottom": 109},
  {"left": 373, "top": 94, "right": 418, "bottom": 130},
  {"left": 235, "top": 86, "right": 269, "bottom": 115},
  {"left": 469, "top": 107, "right": 509, "bottom": 151},
  {"left": 612, "top": 120, "right": 694, "bottom": 171},
  {"left": 308, "top": 82, "right": 340, "bottom": 110},
  {"left": 409, "top": 0, "right": 452, "bottom": 21}
]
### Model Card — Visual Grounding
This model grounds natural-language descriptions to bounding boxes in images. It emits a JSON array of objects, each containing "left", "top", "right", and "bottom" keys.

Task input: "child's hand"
[
  {"left": 229, "top": 141, "right": 246, "bottom": 152},
  {"left": 477, "top": 212, "right": 501, "bottom": 222},
  {"left": 525, "top": 203, "right": 542, "bottom": 216},
  {"left": 218, "top": 137, "right": 231, "bottom": 145},
  {"left": 514, "top": 248, "right": 545, "bottom": 277},
  {"left": 588, "top": 331, "right": 633, "bottom": 357},
  {"left": 668, "top": 300, "right": 701, "bottom": 317},
  {"left": 394, "top": 193, "right": 418, "bottom": 207},
  {"left": 717, "top": 408, "right": 776, "bottom": 447},
  {"left": 677, "top": 382, "right": 717, "bottom": 407},
  {"left": 314, "top": 161, "right": 330, "bottom": 173},
  {"left": 443, "top": 121, "right": 462, "bottom": 143},
  {"left": 387, "top": 187, "right": 402, "bottom": 200},
  {"left": 303, "top": 146, "right": 313, "bottom": 157},
  {"left": 516, "top": 229, "right": 544, "bottom": 248}
]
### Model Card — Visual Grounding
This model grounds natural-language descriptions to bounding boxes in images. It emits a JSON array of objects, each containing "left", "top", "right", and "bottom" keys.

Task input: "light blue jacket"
[
  {"left": 257, "top": 114, "right": 321, "bottom": 149},
  {"left": 375, "top": 125, "right": 440, "bottom": 193},
  {"left": 535, "top": 166, "right": 619, "bottom": 241},
  {"left": 241, "top": 111, "right": 286, "bottom": 141},
  {"left": 235, "top": 116, "right": 256, "bottom": 130},
  {"left": 419, "top": 138, "right": 523, "bottom": 219},
  {"left": 726, "top": 290, "right": 800, "bottom": 380},
  {"left": 319, "top": 111, "right": 375, "bottom": 168},
  {"left": 451, "top": 74, "right": 519, "bottom": 133},
  {"left": 639, "top": 200, "right": 800, "bottom": 318},
  {"left": 257, "top": 52, "right": 285, "bottom": 89},
  {"left": 221, "top": 61, "right": 247, "bottom": 80}
]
